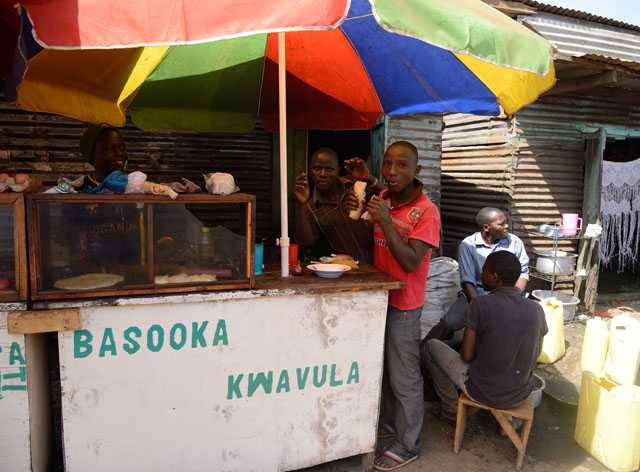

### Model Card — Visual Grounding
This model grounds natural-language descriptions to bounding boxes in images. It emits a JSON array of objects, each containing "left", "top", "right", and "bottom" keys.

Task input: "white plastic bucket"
[{"left": 532, "top": 290, "right": 580, "bottom": 321}]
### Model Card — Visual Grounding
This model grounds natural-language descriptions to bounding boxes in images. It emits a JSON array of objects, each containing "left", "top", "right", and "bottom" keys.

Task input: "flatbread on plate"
[
  {"left": 54, "top": 273, "right": 124, "bottom": 290},
  {"left": 155, "top": 273, "right": 217, "bottom": 285}
]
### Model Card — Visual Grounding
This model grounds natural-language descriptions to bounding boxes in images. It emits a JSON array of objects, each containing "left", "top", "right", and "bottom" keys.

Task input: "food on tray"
[
  {"left": 54, "top": 273, "right": 124, "bottom": 290},
  {"left": 144, "top": 181, "right": 178, "bottom": 200},
  {"left": 319, "top": 254, "right": 359, "bottom": 270},
  {"left": 349, "top": 181, "right": 367, "bottom": 220},
  {"left": 155, "top": 273, "right": 218, "bottom": 285},
  {"left": 124, "top": 171, "right": 178, "bottom": 199},
  {"left": 170, "top": 178, "right": 202, "bottom": 194},
  {"left": 0, "top": 173, "right": 32, "bottom": 192},
  {"left": 14, "top": 173, "right": 29, "bottom": 185}
]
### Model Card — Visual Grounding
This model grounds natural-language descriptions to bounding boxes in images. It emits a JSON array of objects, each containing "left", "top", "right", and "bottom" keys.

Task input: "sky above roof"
[{"left": 543, "top": 0, "right": 640, "bottom": 27}]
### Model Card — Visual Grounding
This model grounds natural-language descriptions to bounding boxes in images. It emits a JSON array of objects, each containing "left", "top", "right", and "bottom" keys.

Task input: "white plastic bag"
[
  {"left": 125, "top": 171, "right": 148, "bottom": 194},
  {"left": 204, "top": 172, "right": 239, "bottom": 195}
]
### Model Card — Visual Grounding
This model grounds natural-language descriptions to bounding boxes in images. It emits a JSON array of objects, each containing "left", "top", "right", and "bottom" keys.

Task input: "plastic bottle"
[
  {"left": 198, "top": 226, "right": 215, "bottom": 267},
  {"left": 581, "top": 317, "right": 609, "bottom": 376},
  {"left": 537, "top": 297, "right": 565, "bottom": 364},
  {"left": 604, "top": 315, "right": 640, "bottom": 386}
]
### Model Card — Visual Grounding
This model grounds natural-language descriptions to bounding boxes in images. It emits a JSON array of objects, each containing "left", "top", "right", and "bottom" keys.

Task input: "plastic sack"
[
  {"left": 85, "top": 170, "right": 128, "bottom": 194},
  {"left": 575, "top": 371, "right": 640, "bottom": 472},
  {"left": 537, "top": 297, "right": 565, "bottom": 364},
  {"left": 421, "top": 257, "right": 460, "bottom": 339},
  {"left": 204, "top": 172, "right": 239, "bottom": 196},
  {"left": 581, "top": 317, "right": 609, "bottom": 377},
  {"left": 125, "top": 171, "right": 148, "bottom": 194},
  {"left": 604, "top": 315, "right": 640, "bottom": 386}
]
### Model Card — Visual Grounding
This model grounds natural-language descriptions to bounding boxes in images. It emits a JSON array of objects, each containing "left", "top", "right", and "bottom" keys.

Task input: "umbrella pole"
[{"left": 278, "top": 32, "right": 290, "bottom": 278}]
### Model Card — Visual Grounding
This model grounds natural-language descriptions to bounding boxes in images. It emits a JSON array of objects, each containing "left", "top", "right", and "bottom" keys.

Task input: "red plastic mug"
[{"left": 288, "top": 243, "right": 299, "bottom": 267}]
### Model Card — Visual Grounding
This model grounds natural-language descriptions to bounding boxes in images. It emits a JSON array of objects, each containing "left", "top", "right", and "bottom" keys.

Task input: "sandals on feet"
[{"left": 373, "top": 448, "right": 418, "bottom": 471}]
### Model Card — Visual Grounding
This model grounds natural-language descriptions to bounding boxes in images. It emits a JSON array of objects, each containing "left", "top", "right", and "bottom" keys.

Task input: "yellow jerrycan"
[
  {"left": 575, "top": 371, "right": 640, "bottom": 472},
  {"left": 605, "top": 315, "right": 640, "bottom": 386},
  {"left": 581, "top": 317, "right": 609, "bottom": 376},
  {"left": 537, "top": 298, "right": 565, "bottom": 364}
]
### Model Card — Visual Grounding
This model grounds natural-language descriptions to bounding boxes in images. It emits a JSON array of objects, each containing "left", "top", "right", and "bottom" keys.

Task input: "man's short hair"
[
  {"left": 310, "top": 147, "right": 339, "bottom": 165},
  {"left": 476, "top": 207, "right": 505, "bottom": 227},
  {"left": 388, "top": 140, "right": 418, "bottom": 163},
  {"left": 485, "top": 251, "right": 521, "bottom": 286}
]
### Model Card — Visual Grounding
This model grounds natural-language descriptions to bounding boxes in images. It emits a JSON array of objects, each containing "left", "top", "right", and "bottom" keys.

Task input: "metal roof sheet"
[
  {"left": 520, "top": 11, "right": 640, "bottom": 64},
  {"left": 520, "top": 1, "right": 640, "bottom": 32}
]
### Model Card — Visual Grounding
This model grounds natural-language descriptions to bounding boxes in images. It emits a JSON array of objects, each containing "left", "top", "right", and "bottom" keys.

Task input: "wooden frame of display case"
[
  {"left": 27, "top": 193, "right": 255, "bottom": 300},
  {"left": 0, "top": 193, "right": 28, "bottom": 301}
]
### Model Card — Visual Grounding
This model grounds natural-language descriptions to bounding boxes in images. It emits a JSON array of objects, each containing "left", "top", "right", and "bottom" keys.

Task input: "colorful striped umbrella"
[
  {"left": 7, "top": 0, "right": 555, "bottom": 276},
  {"left": 9, "top": 0, "right": 555, "bottom": 133}
]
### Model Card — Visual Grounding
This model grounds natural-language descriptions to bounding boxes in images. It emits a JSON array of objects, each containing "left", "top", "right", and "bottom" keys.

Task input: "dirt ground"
[{"left": 304, "top": 299, "right": 640, "bottom": 472}]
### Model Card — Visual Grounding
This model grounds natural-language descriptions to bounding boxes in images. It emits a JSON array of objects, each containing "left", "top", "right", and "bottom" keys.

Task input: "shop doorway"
[
  {"left": 598, "top": 137, "right": 640, "bottom": 294},
  {"left": 307, "top": 130, "right": 372, "bottom": 174}
]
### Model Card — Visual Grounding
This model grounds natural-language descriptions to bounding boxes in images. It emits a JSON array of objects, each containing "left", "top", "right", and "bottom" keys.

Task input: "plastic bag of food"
[
  {"left": 349, "top": 181, "right": 367, "bottom": 220},
  {"left": 204, "top": 172, "right": 239, "bottom": 195},
  {"left": 125, "top": 171, "right": 148, "bottom": 194}
]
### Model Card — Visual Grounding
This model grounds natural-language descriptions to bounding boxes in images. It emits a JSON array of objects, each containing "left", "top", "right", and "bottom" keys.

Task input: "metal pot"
[{"left": 535, "top": 250, "right": 578, "bottom": 276}]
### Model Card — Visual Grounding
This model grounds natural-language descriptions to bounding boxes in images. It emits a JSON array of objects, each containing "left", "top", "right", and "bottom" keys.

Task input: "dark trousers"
[{"left": 424, "top": 293, "right": 469, "bottom": 342}]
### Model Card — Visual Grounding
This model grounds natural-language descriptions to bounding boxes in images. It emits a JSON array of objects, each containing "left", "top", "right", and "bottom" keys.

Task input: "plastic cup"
[
  {"left": 289, "top": 243, "right": 299, "bottom": 267},
  {"left": 254, "top": 242, "right": 264, "bottom": 276},
  {"left": 561, "top": 213, "right": 582, "bottom": 236}
]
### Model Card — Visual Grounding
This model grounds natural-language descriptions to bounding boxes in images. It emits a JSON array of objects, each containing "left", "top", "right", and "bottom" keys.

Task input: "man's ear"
[
  {"left": 415, "top": 164, "right": 422, "bottom": 176},
  {"left": 486, "top": 271, "right": 499, "bottom": 284}
]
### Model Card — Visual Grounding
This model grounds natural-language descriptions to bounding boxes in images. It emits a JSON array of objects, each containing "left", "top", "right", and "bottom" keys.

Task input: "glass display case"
[
  {"left": 0, "top": 194, "right": 27, "bottom": 302},
  {"left": 28, "top": 194, "right": 255, "bottom": 300}
]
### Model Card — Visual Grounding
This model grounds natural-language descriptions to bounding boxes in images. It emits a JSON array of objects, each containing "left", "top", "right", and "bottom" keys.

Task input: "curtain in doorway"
[{"left": 600, "top": 158, "right": 640, "bottom": 272}]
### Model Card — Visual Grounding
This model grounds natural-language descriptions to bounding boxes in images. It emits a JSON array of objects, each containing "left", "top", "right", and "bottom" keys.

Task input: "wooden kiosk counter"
[{"left": 2, "top": 191, "right": 401, "bottom": 472}]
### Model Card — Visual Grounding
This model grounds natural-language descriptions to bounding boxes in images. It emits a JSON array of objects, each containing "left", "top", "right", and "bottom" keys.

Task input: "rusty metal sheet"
[{"left": 0, "top": 95, "right": 274, "bottom": 239}]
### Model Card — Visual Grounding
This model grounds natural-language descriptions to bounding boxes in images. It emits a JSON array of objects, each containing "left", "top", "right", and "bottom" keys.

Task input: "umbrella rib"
[{"left": 344, "top": 14, "right": 373, "bottom": 22}]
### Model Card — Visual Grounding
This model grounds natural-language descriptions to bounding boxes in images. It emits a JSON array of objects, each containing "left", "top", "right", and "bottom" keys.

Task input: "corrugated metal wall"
[
  {"left": 0, "top": 96, "right": 275, "bottom": 239},
  {"left": 511, "top": 100, "right": 585, "bottom": 260},
  {"left": 441, "top": 113, "right": 515, "bottom": 254},
  {"left": 385, "top": 114, "right": 442, "bottom": 205},
  {"left": 441, "top": 94, "right": 640, "bottom": 271}
]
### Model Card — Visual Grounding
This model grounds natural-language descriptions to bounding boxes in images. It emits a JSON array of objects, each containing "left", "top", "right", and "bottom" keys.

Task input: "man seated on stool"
[
  {"left": 424, "top": 251, "right": 547, "bottom": 423},
  {"left": 425, "top": 207, "right": 529, "bottom": 344}
]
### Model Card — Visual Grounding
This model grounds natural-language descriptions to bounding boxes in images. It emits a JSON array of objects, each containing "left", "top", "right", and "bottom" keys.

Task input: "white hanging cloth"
[{"left": 600, "top": 158, "right": 640, "bottom": 272}]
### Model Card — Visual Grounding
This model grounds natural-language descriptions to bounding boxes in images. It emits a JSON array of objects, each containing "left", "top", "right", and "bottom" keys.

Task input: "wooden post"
[{"left": 574, "top": 129, "right": 605, "bottom": 312}]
